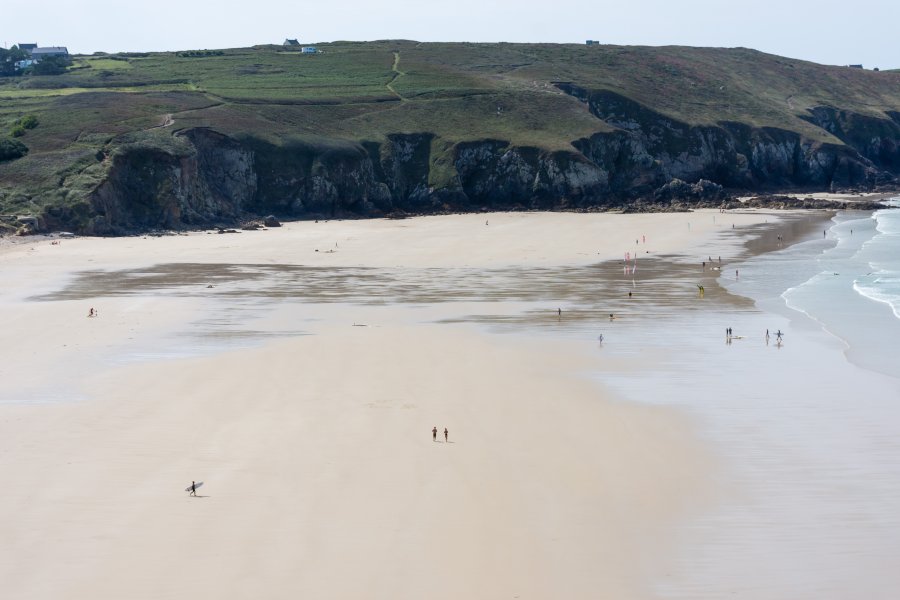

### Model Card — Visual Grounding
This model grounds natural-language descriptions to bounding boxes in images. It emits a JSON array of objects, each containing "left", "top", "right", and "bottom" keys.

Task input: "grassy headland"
[{"left": 1, "top": 41, "right": 899, "bottom": 232}]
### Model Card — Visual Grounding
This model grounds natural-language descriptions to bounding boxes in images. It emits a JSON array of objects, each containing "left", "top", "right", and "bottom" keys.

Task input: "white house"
[{"left": 301, "top": 46, "right": 317, "bottom": 54}]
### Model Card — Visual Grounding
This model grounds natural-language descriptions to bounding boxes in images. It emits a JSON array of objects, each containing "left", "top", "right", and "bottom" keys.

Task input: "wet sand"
[{"left": 0, "top": 209, "right": 856, "bottom": 599}]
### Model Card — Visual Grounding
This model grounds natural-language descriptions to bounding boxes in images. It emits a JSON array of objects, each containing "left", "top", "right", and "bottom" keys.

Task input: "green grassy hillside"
[{"left": 1, "top": 41, "right": 899, "bottom": 229}]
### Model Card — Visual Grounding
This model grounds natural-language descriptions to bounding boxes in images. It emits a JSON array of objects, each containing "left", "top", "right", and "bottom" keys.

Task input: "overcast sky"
[{"left": 5, "top": 0, "right": 898, "bottom": 69}]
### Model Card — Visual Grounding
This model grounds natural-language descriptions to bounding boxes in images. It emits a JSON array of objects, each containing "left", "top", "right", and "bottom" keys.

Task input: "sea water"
[
  {"left": 853, "top": 198, "right": 900, "bottom": 320},
  {"left": 650, "top": 201, "right": 900, "bottom": 599},
  {"left": 728, "top": 198, "right": 900, "bottom": 379}
]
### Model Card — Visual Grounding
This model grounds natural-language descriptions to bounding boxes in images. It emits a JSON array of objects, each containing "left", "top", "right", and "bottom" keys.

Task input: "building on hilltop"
[
  {"left": 284, "top": 39, "right": 300, "bottom": 46},
  {"left": 301, "top": 46, "right": 317, "bottom": 54},
  {"left": 586, "top": 40, "right": 599, "bottom": 46},
  {"left": 18, "top": 43, "right": 38, "bottom": 55},
  {"left": 31, "top": 47, "right": 69, "bottom": 60},
  {"left": 848, "top": 64, "right": 863, "bottom": 69}
]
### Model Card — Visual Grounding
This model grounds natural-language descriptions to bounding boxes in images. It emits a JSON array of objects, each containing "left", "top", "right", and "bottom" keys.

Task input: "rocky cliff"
[{"left": 78, "top": 94, "right": 899, "bottom": 234}]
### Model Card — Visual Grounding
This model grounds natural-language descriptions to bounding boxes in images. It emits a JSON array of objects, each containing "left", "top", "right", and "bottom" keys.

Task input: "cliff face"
[
  {"left": 81, "top": 94, "right": 900, "bottom": 234},
  {"left": 89, "top": 129, "right": 256, "bottom": 233},
  {"left": 564, "top": 87, "right": 895, "bottom": 193}
]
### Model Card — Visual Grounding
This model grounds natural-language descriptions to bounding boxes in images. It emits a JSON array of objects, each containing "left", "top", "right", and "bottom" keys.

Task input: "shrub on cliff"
[
  {"left": 18, "top": 115, "right": 39, "bottom": 129},
  {"left": 0, "top": 138, "right": 28, "bottom": 162}
]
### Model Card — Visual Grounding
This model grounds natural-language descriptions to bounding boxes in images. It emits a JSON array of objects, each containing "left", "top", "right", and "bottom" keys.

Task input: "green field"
[{"left": 1, "top": 41, "right": 899, "bottom": 226}]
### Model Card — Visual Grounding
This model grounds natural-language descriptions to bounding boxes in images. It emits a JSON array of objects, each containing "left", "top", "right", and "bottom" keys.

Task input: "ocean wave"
[
  {"left": 854, "top": 271, "right": 900, "bottom": 320},
  {"left": 873, "top": 206, "right": 900, "bottom": 236},
  {"left": 782, "top": 271, "right": 840, "bottom": 316}
]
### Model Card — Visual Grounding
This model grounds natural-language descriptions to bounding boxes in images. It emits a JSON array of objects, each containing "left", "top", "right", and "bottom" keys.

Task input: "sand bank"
[
  {"left": 0, "top": 209, "right": 801, "bottom": 598},
  {"left": 0, "top": 209, "right": 784, "bottom": 271}
]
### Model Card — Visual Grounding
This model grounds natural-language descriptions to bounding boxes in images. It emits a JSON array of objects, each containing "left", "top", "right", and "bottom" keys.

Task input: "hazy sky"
[{"left": 5, "top": 0, "right": 898, "bottom": 69}]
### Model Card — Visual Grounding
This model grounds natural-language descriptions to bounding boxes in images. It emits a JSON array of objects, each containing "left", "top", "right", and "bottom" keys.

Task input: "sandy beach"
[{"left": 6, "top": 208, "right": 898, "bottom": 599}]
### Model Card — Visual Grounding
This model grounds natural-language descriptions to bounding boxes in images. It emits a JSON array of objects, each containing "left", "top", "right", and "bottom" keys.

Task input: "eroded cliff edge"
[{"left": 75, "top": 91, "right": 900, "bottom": 235}]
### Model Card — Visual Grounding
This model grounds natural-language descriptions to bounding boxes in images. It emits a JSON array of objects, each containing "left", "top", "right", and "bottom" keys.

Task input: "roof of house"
[
  {"left": 18, "top": 43, "right": 38, "bottom": 51},
  {"left": 31, "top": 47, "right": 69, "bottom": 55},
  {"left": 284, "top": 39, "right": 300, "bottom": 46}
]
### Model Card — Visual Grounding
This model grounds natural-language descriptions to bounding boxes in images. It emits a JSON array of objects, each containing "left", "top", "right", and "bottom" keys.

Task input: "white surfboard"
[{"left": 185, "top": 481, "right": 204, "bottom": 492}]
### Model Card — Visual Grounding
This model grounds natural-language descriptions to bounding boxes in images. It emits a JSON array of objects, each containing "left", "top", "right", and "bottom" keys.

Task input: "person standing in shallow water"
[
  {"left": 432, "top": 426, "right": 437, "bottom": 442},
  {"left": 444, "top": 428, "right": 449, "bottom": 442}
]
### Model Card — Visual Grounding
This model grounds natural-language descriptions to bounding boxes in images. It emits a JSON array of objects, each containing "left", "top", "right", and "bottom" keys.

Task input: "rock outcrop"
[{"left": 69, "top": 91, "right": 900, "bottom": 234}]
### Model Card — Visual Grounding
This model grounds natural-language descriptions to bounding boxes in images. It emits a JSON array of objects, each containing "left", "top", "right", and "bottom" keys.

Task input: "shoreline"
[{"left": 636, "top": 208, "right": 900, "bottom": 598}]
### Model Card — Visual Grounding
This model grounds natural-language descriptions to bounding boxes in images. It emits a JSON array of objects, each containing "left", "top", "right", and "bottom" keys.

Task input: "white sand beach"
[{"left": 5, "top": 208, "right": 897, "bottom": 599}]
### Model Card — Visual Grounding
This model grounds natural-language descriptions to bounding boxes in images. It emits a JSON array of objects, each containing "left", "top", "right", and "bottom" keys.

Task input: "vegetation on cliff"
[{"left": 1, "top": 41, "right": 899, "bottom": 233}]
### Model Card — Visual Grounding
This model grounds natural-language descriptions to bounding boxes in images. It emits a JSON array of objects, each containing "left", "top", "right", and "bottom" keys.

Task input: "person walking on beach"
[
  {"left": 444, "top": 428, "right": 448, "bottom": 442},
  {"left": 432, "top": 426, "right": 437, "bottom": 442},
  {"left": 189, "top": 481, "right": 197, "bottom": 497}
]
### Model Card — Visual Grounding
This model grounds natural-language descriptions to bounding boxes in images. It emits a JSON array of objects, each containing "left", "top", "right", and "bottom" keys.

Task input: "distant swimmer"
[
  {"left": 558, "top": 307, "right": 562, "bottom": 317},
  {"left": 432, "top": 426, "right": 437, "bottom": 442},
  {"left": 609, "top": 313, "right": 615, "bottom": 320}
]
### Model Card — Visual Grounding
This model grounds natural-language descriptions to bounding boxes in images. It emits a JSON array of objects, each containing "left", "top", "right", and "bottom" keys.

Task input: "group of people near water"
[{"left": 726, "top": 327, "right": 783, "bottom": 344}]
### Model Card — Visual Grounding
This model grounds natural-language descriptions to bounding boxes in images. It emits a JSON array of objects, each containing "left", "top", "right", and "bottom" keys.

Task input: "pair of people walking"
[{"left": 432, "top": 426, "right": 448, "bottom": 442}]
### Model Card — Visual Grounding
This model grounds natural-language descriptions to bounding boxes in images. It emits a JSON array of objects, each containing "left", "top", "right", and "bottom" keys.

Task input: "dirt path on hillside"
[{"left": 386, "top": 51, "right": 407, "bottom": 102}]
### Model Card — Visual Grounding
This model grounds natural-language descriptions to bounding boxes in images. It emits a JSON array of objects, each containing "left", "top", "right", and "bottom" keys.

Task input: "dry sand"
[{"left": 0, "top": 210, "right": 786, "bottom": 599}]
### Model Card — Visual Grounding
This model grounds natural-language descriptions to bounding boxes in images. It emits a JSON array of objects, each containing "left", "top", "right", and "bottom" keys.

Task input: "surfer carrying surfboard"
[{"left": 190, "top": 481, "right": 197, "bottom": 496}]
